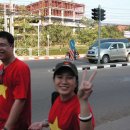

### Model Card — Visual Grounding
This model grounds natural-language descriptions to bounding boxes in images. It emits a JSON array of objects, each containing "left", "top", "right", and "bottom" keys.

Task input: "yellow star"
[
  {"left": 49, "top": 117, "right": 61, "bottom": 130},
  {"left": 0, "top": 84, "right": 7, "bottom": 99}
]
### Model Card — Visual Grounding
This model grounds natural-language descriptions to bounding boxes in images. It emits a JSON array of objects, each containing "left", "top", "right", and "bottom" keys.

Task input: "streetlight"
[
  {"left": 38, "top": 10, "right": 42, "bottom": 56},
  {"left": 38, "top": 22, "right": 40, "bottom": 56}
]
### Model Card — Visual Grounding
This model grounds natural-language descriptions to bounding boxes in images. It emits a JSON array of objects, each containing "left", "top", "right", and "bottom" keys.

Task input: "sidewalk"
[{"left": 95, "top": 116, "right": 130, "bottom": 130}]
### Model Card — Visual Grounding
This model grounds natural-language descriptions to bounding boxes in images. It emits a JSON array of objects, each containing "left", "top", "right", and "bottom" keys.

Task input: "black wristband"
[{"left": 3, "top": 127, "right": 8, "bottom": 130}]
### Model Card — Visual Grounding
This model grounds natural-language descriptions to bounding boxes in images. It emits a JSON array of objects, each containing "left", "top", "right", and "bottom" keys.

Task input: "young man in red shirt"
[{"left": 0, "top": 31, "right": 31, "bottom": 130}]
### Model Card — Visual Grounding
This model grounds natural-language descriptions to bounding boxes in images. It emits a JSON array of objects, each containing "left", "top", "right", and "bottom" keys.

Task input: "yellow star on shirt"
[
  {"left": 49, "top": 117, "right": 61, "bottom": 130},
  {"left": 0, "top": 84, "right": 7, "bottom": 99}
]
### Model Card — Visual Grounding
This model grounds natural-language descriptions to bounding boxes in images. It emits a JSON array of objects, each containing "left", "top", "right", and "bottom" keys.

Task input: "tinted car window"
[
  {"left": 100, "top": 42, "right": 111, "bottom": 49},
  {"left": 118, "top": 43, "right": 124, "bottom": 48},
  {"left": 125, "top": 42, "right": 130, "bottom": 48},
  {"left": 111, "top": 44, "right": 117, "bottom": 49}
]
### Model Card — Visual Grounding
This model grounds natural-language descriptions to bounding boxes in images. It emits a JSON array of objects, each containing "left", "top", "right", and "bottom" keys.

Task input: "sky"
[{"left": 1, "top": 0, "right": 130, "bottom": 25}]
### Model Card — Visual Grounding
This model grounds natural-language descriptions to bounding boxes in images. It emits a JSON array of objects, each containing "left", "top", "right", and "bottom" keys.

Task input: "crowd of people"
[{"left": 0, "top": 31, "right": 97, "bottom": 130}]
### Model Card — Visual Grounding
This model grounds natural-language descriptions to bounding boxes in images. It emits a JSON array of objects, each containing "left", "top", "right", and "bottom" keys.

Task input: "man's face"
[{"left": 0, "top": 38, "right": 13, "bottom": 61}]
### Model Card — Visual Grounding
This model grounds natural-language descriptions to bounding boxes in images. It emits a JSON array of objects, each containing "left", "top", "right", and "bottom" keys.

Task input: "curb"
[
  {"left": 16, "top": 54, "right": 85, "bottom": 61},
  {"left": 81, "top": 63, "right": 130, "bottom": 70},
  {"left": 52, "top": 63, "right": 130, "bottom": 72},
  {"left": 17, "top": 56, "right": 65, "bottom": 60}
]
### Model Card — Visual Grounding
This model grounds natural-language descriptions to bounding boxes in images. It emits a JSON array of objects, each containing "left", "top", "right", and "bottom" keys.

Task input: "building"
[{"left": 26, "top": 0, "right": 86, "bottom": 29}]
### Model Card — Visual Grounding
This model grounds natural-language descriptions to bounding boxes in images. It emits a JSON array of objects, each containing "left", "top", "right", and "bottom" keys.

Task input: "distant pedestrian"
[
  {"left": 65, "top": 52, "right": 70, "bottom": 60},
  {"left": 74, "top": 50, "right": 79, "bottom": 60}
]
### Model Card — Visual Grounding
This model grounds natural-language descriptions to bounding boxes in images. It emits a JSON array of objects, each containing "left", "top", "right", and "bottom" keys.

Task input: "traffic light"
[
  {"left": 100, "top": 9, "right": 105, "bottom": 21},
  {"left": 91, "top": 8, "right": 106, "bottom": 21},
  {"left": 91, "top": 8, "right": 99, "bottom": 20}
]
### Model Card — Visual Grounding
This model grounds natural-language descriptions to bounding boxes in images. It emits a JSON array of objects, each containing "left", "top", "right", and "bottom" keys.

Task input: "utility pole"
[
  {"left": 97, "top": 5, "right": 101, "bottom": 64},
  {"left": 47, "top": 34, "right": 50, "bottom": 56},
  {"left": 38, "top": 10, "right": 42, "bottom": 56},
  {"left": 4, "top": 3, "right": 7, "bottom": 31},
  {"left": 10, "top": 0, "right": 14, "bottom": 35},
  {"left": 91, "top": 5, "right": 106, "bottom": 64}
]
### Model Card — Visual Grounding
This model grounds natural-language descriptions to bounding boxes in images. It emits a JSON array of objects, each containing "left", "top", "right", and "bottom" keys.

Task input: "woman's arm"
[{"left": 78, "top": 70, "right": 97, "bottom": 130}]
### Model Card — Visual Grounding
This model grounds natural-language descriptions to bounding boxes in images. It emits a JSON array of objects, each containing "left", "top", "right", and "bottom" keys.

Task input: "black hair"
[
  {"left": 0, "top": 31, "right": 14, "bottom": 47},
  {"left": 51, "top": 91, "right": 59, "bottom": 106}
]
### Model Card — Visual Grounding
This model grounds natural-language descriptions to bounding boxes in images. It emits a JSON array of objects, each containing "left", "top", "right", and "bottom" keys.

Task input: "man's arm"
[{"left": 3, "top": 99, "right": 25, "bottom": 130}]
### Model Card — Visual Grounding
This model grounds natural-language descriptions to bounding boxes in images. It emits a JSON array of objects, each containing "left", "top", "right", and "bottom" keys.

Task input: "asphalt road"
[{"left": 24, "top": 59, "right": 130, "bottom": 129}]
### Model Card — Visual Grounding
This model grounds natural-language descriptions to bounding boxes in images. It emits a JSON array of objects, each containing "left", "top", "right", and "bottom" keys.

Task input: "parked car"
[
  {"left": 88, "top": 38, "right": 129, "bottom": 50},
  {"left": 86, "top": 41, "right": 130, "bottom": 64}
]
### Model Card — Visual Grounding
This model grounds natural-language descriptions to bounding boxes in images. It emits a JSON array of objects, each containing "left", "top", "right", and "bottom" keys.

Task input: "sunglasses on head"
[{"left": 0, "top": 69, "right": 4, "bottom": 84}]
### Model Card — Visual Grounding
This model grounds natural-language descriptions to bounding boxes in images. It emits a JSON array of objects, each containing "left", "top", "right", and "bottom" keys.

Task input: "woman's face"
[{"left": 54, "top": 71, "right": 77, "bottom": 100}]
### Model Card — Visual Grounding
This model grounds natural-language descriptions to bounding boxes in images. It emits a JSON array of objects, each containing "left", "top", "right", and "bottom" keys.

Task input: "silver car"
[{"left": 86, "top": 42, "right": 130, "bottom": 63}]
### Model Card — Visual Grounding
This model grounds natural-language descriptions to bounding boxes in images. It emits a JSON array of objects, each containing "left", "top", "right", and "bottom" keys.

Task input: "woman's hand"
[
  {"left": 78, "top": 69, "right": 97, "bottom": 101},
  {"left": 28, "top": 119, "right": 49, "bottom": 130}
]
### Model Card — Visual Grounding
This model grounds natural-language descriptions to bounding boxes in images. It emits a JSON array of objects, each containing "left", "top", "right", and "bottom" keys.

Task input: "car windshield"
[
  {"left": 91, "top": 40, "right": 112, "bottom": 48},
  {"left": 91, "top": 41, "right": 98, "bottom": 47},
  {"left": 100, "top": 42, "right": 111, "bottom": 49}
]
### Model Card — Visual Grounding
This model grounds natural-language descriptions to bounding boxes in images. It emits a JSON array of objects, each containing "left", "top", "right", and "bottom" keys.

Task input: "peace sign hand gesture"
[{"left": 78, "top": 69, "right": 97, "bottom": 101}]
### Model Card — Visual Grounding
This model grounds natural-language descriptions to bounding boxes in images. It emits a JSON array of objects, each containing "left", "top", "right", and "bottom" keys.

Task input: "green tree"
[
  {"left": 81, "top": 17, "right": 97, "bottom": 28},
  {"left": 75, "top": 24, "right": 98, "bottom": 46},
  {"left": 101, "top": 25, "right": 124, "bottom": 38},
  {"left": 45, "top": 22, "right": 73, "bottom": 47}
]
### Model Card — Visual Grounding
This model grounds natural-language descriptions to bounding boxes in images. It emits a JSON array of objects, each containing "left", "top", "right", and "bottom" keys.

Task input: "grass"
[{"left": 15, "top": 45, "right": 89, "bottom": 56}]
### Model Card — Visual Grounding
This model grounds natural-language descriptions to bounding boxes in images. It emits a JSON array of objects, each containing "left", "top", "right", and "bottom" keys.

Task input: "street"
[{"left": 25, "top": 59, "right": 130, "bottom": 129}]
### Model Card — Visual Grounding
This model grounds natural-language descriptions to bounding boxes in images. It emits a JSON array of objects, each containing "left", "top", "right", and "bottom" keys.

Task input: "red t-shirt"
[
  {"left": 0, "top": 58, "right": 31, "bottom": 130},
  {"left": 48, "top": 95, "right": 95, "bottom": 130}
]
